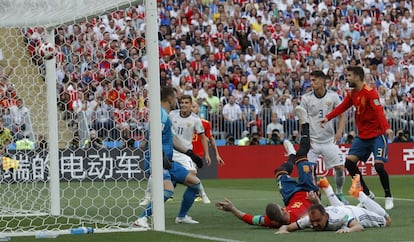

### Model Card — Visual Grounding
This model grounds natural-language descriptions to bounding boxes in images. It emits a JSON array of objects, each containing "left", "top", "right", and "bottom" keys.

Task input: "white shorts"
[
  {"left": 172, "top": 150, "right": 197, "bottom": 172},
  {"left": 308, "top": 142, "right": 343, "bottom": 169}
]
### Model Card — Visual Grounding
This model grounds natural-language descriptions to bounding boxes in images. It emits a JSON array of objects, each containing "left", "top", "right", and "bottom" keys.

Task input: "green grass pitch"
[{"left": 6, "top": 175, "right": 414, "bottom": 242}]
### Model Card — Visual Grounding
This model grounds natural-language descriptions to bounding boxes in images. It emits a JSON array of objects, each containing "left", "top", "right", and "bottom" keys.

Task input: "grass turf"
[{"left": 5, "top": 175, "right": 414, "bottom": 242}]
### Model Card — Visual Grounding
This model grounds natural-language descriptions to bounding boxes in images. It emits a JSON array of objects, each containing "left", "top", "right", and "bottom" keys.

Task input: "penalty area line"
[{"left": 166, "top": 229, "right": 245, "bottom": 242}]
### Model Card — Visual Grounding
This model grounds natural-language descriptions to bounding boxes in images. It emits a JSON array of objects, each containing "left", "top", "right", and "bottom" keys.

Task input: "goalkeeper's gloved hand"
[
  {"left": 163, "top": 154, "right": 172, "bottom": 170},
  {"left": 185, "top": 150, "right": 203, "bottom": 168}
]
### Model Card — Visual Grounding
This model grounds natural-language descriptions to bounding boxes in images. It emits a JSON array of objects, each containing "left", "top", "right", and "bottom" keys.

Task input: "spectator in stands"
[
  {"left": 91, "top": 96, "right": 117, "bottom": 140},
  {"left": 16, "top": 132, "right": 35, "bottom": 151},
  {"left": 222, "top": 95, "right": 243, "bottom": 139},
  {"left": 83, "top": 129, "right": 104, "bottom": 149},
  {"left": 266, "top": 112, "right": 285, "bottom": 141},
  {"left": 9, "top": 98, "right": 29, "bottom": 139},
  {"left": 240, "top": 95, "right": 258, "bottom": 135}
]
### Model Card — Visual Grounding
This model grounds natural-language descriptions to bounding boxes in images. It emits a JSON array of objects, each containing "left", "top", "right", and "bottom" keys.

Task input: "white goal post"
[{"left": 0, "top": 0, "right": 164, "bottom": 237}]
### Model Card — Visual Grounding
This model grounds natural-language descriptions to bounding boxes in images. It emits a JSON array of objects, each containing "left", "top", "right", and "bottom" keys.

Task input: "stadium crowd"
[{"left": 22, "top": 0, "right": 414, "bottom": 148}]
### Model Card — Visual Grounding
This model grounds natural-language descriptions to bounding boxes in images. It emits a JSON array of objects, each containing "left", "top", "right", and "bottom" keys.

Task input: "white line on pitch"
[{"left": 166, "top": 229, "right": 244, "bottom": 242}]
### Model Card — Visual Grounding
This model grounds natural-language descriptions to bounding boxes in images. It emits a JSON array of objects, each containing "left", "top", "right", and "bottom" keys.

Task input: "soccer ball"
[{"left": 38, "top": 42, "right": 56, "bottom": 60}]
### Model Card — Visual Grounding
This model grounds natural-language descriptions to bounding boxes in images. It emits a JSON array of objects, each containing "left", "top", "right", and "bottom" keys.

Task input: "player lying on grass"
[
  {"left": 216, "top": 106, "right": 321, "bottom": 228},
  {"left": 276, "top": 175, "right": 391, "bottom": 234}
]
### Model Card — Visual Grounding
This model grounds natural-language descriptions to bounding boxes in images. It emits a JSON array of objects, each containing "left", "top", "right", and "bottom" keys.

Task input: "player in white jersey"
[
  {"left": 276, "top": 175, "right": 391, "bottom": 234},
  {"left": 300, "top": 70, "right": 347, "bottom": 204},
  {"left": 169, "top": 95, "right": 212, "bottom": 204},
  {"left": 169, "top": 95, "right": 211, "bottom": 170}
]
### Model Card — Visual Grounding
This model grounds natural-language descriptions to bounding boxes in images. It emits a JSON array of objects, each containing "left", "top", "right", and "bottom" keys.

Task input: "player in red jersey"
[
  {"left": 191, "top": 101, "right": 224, "bottom": 203},
  {"left": 216, "top": 106, "right": 320, "bottom": 228},
  {"left": 320, "top": 65, "right": 394, "bottom": 210}
]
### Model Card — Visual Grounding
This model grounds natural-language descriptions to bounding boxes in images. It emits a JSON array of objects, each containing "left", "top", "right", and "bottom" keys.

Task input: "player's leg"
[
  {"left": 189, "top": 169, "right": 211, "bottom": 204},
  {"left": 372, "top": 135, "right": 393, "bottom": 210},
  {"left": 294, "top": 106, "right": 319, "bottom": 191},
  {"left": 317, "top": 177, "right": 345, "bottom": 206},
  {"left": 140, "top": 155, "right": 152, "bottom": 206},
  {"left": 294, "top": 106, "right": 310, "bottom": 162},
  {"left": 169, "top": 162, "right": 201, "bottom": 224},
  {"left": 321, "top": 143, "right": 347, "bottom": 204},
  {"left": 345, "top": 137, "right": 373, "bottom": 197},
  {"left": 132, "top": 171, "right": 175, "bottom": 228},
  {"left": 348, "top": 174, "right": 391, "bottom": 227},
  {"left": 140, "top": 175, "right": 152, "bottom": 206}
]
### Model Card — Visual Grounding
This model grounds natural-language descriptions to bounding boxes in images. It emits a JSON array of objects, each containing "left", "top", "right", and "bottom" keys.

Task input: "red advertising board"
[{"left": 217, "top": 143, "right": 414, "bottom": 179}]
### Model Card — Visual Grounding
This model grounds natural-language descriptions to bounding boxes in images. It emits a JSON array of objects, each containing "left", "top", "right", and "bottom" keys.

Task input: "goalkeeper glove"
[
  {"left": 163, "top": 154, "right": 172, "bottom": 170},
  {"left": 185, "top": 150, "right": 203, "bottom": 168}
]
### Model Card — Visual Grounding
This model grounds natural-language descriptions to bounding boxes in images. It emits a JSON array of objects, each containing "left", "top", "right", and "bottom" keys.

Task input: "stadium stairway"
[{"left": 0, "top": 28, "right": 72, "bottom": 149}]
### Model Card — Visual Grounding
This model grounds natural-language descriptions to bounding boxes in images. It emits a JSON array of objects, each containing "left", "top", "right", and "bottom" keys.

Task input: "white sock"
[
  {"left": 334, "top": 168, "right": 345, "bottom": 194},
  {"left": 358, "top": 192, "right": 387, "bottom": 217},
  {"left": 144, "top": 176, "right": 152, "bottom": 199},
  {"left": 199, "top": 182, "right": 207, "bottom": 196},
  {"left": 323, "top": 185, "right": 344, "bottom": 206}
]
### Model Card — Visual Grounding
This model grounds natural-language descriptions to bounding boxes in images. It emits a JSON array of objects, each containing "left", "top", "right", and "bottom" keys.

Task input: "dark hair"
[
  {"left": 308, "top": 204, "right": 327, "bottom": 216},
  {"left": 310, "top": 70, "right": 326, "bottom": 79},
  {"left": 265, "top": 203, "right": 283, "bottom": 223},
  {"left": 180, "top": 94, "right": 193, "bottom": 103},
  {"left": 161, "top": 86, "right": 176, "bottom": 101},
  {"left": 346, "top": 65, "right": 365, "bottom": 82}
]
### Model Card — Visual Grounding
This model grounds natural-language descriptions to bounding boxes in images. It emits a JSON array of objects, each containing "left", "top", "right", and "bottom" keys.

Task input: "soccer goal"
[{"left": 0, "top": 0, "right": 165, "bottom": 237}]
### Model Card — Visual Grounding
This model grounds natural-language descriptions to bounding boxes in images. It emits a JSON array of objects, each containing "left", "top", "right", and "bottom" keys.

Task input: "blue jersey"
[
  {"left": 144, "top": 107, "right": 174, "bottom": 168},
  {"left": 161, "top": 107, "right": 174, "bottom": 160}
]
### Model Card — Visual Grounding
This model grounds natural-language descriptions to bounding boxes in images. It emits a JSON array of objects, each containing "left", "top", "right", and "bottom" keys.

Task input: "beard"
[{"left": 348, "top": 81, "right": 356, "bottom": 88}]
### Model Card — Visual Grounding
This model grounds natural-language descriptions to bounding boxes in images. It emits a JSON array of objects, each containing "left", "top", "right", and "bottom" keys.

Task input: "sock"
[
  {"left": 139, "top": 189, "right": 174, "bottom": 217},
  {"left": 374, "top": 163, "right": 392, "bottom": 197},
  {"left": 358, "top": 192, "right": 387, "bottom": 217},
  {"left": 323, "top": 185, "right": 344, "bottom": 206},
  {"left": 345, "top": 159, "right": 370, "bottom": 195},
  {"left": 334, "top": 168, "right": 345, "bottom": 194},
  {"left": 274, "top": 154, "right": 295, "bottom": 177},
  {"left": 199, "top": 182, "right": 207, "bottom": 196},
  {"left": 144, "top": 176, "right": 152, "bottom": 199},
  {"left": 178, "top": 183, "right": 200, "bottom": 218},
  {"left": 296, "top": 123, "right": 310, "bottom": 160}
]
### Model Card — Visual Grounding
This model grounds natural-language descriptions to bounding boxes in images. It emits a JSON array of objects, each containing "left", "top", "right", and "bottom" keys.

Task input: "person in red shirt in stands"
[
  {"left": 216, "top": 107, "right": 320, "bottom": 228},
  {"left": 320, "top": 65, "right": 394, "bottom": 210}
]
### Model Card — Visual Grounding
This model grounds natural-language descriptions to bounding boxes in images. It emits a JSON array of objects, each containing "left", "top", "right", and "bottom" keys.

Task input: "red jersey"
[
  {"left": 326, "top": 84, "right": 390, "bottom": 139},
  {"left": 284, "top": 191, "right": 314, "bottom": 223},
  {"left": 192, "top": 119, "right": 212, "bottom": 157}
]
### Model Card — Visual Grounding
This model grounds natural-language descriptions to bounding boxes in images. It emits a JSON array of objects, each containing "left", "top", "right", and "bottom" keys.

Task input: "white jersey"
[
  {"left": 300, "top": 90, "right": 342, "bottom": 144},
  {"left": 169, "top": 110, "right": 204, "bottom": 150},
  {"left": 296, "top": 205, "right": 387, "bottom": 231}
]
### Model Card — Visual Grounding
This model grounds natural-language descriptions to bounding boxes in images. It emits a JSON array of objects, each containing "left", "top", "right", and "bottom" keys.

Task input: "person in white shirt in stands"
[
  {"left": 266, "top": 112, "right": 285, "bottom": 141},
  {"left": 222, "top": 95, "right": 243, "bottom": 139},
  {"left": 276, "top": 175, "right": 391, "bottom": 234}
]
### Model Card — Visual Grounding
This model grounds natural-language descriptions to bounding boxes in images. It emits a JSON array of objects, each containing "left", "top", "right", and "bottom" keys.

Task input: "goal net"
[{"left": 0, "top": 0, "right": 160, "bottom": 237}]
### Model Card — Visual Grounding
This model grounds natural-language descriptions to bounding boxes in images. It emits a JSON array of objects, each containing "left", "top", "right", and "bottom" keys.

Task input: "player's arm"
[
  {"left": 335, "top": 113, "right": 346, "bottom": 143},
  {"left": 199, "top": 133, "right": 211, "bottom": 166},
  {"left": 216, "top": 199, "right": 278, "bottom": 228},
  {"left": 336, "top": 220, "right": 364, "bottom": 233},
  {"left": 321, "top": 94, "right": 353, "bottom": 127},
  {"left": 209, "top": 136, "right": 224, "bottom": 165}
]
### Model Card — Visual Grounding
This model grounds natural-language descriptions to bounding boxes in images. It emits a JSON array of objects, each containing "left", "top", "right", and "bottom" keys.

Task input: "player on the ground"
[
  {"left": 216, "top": 106, "right": 320, "bottom": 228},
  {"left": 276, "top": 175, "right": 391, "bottom": 234},
  {"left": 300, "top": 70, "right": 347, "bottom": 204},
  {"left": 132, "top": 87, "right": 202, "bottom": 227},
  {"left": 191, "top": 101, "right": 225, "bottom": 203},
  {"left": 320, "top": 65, "right": 394, "bottom": 210}
]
